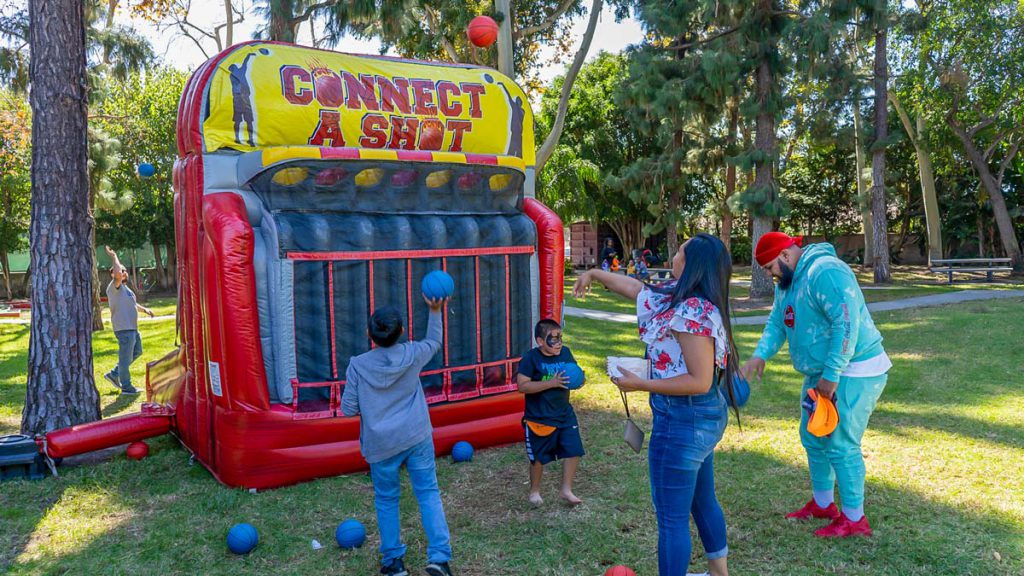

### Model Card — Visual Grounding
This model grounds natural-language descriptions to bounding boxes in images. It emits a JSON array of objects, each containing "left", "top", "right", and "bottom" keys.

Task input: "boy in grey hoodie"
[{"left": 341, "top": 297, "right": 454, "bottom": 576}]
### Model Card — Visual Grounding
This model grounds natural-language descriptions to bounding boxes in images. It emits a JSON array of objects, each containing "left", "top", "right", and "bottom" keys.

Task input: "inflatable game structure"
[{"left": 39, "top": 42, "right": 565, "bottom": 489}]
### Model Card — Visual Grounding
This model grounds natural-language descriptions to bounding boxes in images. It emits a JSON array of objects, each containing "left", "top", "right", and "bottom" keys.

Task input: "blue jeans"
[
  {"left": 648, "top": 389, "right": 729, "bottom": 575},
  {"left": 369, "top": 437, "right": 452, "bottom": 565},
  {"left": 111, "top": 330, "right": 143, "bottom": 386}
]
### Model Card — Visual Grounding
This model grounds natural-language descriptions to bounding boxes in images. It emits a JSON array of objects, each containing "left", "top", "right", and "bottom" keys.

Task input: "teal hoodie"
[{"left": 753, "top": 243, "right": 885, "bottom": 382}]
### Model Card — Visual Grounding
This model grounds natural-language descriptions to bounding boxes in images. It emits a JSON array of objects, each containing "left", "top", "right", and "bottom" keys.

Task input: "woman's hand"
[
  {"left": 572, "top": 271, "right": 593, "bottom": 298},
  {"left": 611, "top": 368, "right": 648, "bottom": 392}
]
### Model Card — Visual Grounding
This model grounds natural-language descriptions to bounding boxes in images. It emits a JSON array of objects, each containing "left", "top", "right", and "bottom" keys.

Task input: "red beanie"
[{"left": 755, "top": 232, "right": 803, "bottom": 267}]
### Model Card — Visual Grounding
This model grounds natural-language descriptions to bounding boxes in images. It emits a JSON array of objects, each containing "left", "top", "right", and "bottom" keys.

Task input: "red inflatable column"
[{"left": 523, "top": 198, "right": 564, "bottom": 321}]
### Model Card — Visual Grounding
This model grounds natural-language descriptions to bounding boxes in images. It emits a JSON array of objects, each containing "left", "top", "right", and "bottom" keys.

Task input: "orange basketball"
[
  {"left": 467, "top": 15, "right": 499, "bottom": 48},
  {"left": 604, "top": 567, "right": 636, "bottom": 576}
]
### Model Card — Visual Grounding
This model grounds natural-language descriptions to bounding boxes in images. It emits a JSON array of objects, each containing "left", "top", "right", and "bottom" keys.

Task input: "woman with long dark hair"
[{"left": 573, "top": 234, "right": 739, "bottom": 576}]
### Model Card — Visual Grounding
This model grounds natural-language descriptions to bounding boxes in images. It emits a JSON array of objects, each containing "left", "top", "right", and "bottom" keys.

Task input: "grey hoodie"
[{"left": 341, "top": 310, "right": 442, "bottom": 464}]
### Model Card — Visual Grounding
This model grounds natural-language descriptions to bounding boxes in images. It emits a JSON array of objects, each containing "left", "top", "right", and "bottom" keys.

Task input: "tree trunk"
[
  {"left": 90, "top": 195, "right": 103, "bottom": 332},
  {"left": 269, "top": 0, "right": 296, "bottom": 42},
  {"left": 495, "top": 0, "right": 515, "bottom": 77},
  {"left": 721, "top": 96, "right": 739, "bottom": 252},
  {"left": 852, "top": 95, "right": 874, "bottom": 266},
  {"left": 870, "top": 25, "right": 891, "bottom": 283},
  {"left": 23, "top": 0, "right": 101, "bottom": 436},
  {"left": 750, "top": 54, "right": 776, "bottom": 299},
  {"left": 890, "top": 92, "right": 942, "bottom": 263},
  {"left": 224, "top": 0, "right": 234, "bottom": 46},
  {"left": 152, "top": 241, "right": 168, "bottom": 290},
  {"left": 534, "top": 0, "right": 602, "bottom": 173},
  {"left": 608, "top": 218, "right": 645, "bottom": 263},
  {"left": 166, "top": 241, "right": 176, "bottom": 285},
  {"left": 0, "top": 251, "right": 11, "bottom": 300},
  {"left": 947, "top": 124, "right": 1024, "bottom": 272},
  {"left": 666, "top": 187, "right": 680, "bottom": 259}
]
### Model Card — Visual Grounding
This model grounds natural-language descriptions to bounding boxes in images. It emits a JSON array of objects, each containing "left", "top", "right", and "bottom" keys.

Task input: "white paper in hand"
[{"left": 607, "top": 357, "right": 651, "bottom": 380}]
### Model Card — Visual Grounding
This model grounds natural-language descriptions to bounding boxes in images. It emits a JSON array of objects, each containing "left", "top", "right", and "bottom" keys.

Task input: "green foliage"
[
  {"left": 537, "top": 52, "right": 658, "bottom": 231},
  {"left": 94, "top": 68, "right": 186, "bottom": 253},
  {"left": 0, "top": 91, "right": 31, "bottom": 257}
]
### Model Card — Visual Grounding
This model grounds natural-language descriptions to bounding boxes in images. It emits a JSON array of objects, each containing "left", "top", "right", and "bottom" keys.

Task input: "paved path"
[{"left": 565, "top": 289, "right": 1024, "bottom": 327}]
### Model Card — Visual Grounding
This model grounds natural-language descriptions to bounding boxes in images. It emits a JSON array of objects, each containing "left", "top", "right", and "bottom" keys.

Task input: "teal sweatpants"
[{"left": 799, "top": 373, "right": 887, "bottom": 510}]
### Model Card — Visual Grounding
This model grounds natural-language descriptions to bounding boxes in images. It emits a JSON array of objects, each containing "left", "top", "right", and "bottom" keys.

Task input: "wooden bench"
[{"left": 929, "top": 258, "right": 1013, "bottom": 284}]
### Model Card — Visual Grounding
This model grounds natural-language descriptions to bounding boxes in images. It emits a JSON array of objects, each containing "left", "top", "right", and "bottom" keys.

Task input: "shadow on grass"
[{"left": 2, "top": 403, "right": 1020, "bottom": 575}]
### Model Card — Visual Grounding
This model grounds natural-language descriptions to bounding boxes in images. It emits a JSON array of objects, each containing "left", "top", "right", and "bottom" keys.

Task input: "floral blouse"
[{"left": 636, "top": 287, "right": 729, "bottom": 380}]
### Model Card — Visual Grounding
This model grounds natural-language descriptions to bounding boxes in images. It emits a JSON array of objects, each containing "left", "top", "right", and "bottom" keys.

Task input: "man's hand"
[
  {"left": 815, "top": 377, "right": 838, "bottom": 400},
  {"left": 104, "top": 245, "right": 116, "bottom": 257},
  {"left": 740, "top": 357, "right": 766, "bottom": 382},
  {"left": 144, "top": 307, "right": 155, "bottom": 318}
]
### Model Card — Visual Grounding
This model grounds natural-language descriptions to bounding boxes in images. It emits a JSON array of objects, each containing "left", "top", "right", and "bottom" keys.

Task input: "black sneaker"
[
  {"left": 425, "top": 562, "right": 453, "bottom": 576},
  {"left": 104, "top": 372, "right": 121, "bottom": 390},
  {"left": 380, "top": 558, "right": 409, "bottom": 576},
  {"left": 121, "top": 384, "right": 140, "bottom": 395}
]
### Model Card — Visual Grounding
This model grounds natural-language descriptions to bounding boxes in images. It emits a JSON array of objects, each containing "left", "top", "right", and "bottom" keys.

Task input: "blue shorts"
[{"left": 523, "top": 421, "right": 585, "bottom": 465}]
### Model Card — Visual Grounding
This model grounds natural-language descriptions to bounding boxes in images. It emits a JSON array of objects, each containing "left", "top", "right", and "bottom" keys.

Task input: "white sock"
[
  {"left": 813, "top": 489, "right": 835, "bottom": 508},
  {"left": 843, "top": 505, "right": 864, "bottom": 521}
]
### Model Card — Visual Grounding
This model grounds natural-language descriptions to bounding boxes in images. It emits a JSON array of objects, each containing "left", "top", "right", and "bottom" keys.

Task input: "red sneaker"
[
  {"left": 785, "top": 499, "right": 841, "bottom": 520},
  {"left": 814, "top": 513, "right": 873, "bottom": 538}
]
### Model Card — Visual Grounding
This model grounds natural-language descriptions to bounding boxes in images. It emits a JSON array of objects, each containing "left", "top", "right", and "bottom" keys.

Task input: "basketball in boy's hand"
[
  {"left": 604, "top": 566, "right": 636, "bottom": 576},
  {"left": 561, "top": 363, "right": 585, "bottom": 390},
  {"left": 421, "top": 270, "right": 455, "bottom": 300}
]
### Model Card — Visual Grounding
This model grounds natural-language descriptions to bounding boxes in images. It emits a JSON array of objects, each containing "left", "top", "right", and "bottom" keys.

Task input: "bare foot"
[
  {"left": 528, "top": 492, "right": 544, "bottom": 506},
  {"left": 559, "top": 489, "right": 582, "bottom": 506}
]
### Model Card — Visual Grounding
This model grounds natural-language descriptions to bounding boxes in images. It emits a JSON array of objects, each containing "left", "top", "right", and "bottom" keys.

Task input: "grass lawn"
[{"left": 2, "top": 299, "right": 1023, "bottom": 574}]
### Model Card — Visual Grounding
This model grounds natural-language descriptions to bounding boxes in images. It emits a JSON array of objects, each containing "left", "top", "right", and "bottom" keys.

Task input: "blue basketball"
[
  {"left": 421, "top": 270, "right": 454, "bottom": 300},
  {"left": 137, "top": 162, "right": 155, "bottom": 178},
  {"left": 728, "top": 373, "right": 750, "bottom": 408},
  {"left": 561, "top": 363, "right": 586, "bottom": 390},
  {"left": 451, "top": 440, "right": 474, "bottom": 463},
  {"left": 335, "top": 518, "right": 366, "bottom": 549},
  {"left": 226, "top": 522, "right": 258, "bottom": 554}
]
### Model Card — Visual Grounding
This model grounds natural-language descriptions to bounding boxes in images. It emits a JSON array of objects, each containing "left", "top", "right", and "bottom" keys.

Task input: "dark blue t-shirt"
[{"left": 517, "top": 346, "right": 579, "bottom": 428}]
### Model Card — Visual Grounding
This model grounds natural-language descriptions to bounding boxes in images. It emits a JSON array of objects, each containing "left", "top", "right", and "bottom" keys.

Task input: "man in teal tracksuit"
[{"left": 742, "top": 232, "right": 890, "bottom": 538}]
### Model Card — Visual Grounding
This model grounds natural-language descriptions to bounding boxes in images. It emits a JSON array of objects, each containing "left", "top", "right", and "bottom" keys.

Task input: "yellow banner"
[{"left": 201, "top": 43, "right": 535, "bottom": 166}]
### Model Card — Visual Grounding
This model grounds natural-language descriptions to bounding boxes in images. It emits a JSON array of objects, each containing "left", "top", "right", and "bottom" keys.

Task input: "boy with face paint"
[
  {"left": 741, "top": 232, "right": 891, "bottom": 538},
  {"left": 516, "top": 319, "right": 586, "bottom": 506}
]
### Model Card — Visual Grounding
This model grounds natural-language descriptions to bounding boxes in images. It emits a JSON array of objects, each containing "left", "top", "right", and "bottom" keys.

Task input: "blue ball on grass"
[
  {"left": 226, "top": 522, "right": 259, "bottom": 554},
  {"left": 335, "top": 518, "right": 366, "bottom": 549},
  {"left": 451, "top": 441, "right": 474, "bottom": 463}
]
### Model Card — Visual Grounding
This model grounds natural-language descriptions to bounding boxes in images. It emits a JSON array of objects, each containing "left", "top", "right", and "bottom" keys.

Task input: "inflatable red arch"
[{"left": 43, "top": 42, "right": 565, "bottom": 490}]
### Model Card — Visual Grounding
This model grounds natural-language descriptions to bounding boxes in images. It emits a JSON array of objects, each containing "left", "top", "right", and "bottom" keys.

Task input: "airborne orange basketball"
[
  {"left": 467, "top": 15, "right": 499, "bottom": 48},
  {"left": 604, "top": 567, "right": 636, "bottom": 576}
]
